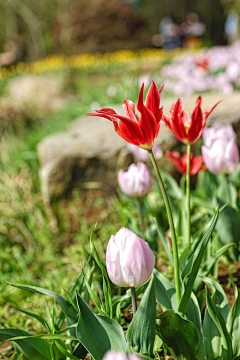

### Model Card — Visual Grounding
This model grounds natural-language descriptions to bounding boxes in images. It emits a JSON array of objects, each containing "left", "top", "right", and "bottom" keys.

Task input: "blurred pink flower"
[
  {"left": 106, "top": 227, "right": 155, "bottom": 287},
  {"left": 118, "top": 162, "right": 151, "bottom": 197},
  {"left": 202, "top": 123, "right": 239, "bottom": 174},
  {"left": 127, "top": 142, "right": 163, "bottom": 161},
  {"left": 103, "top": 351, "right": 141, "bottom": 360}
]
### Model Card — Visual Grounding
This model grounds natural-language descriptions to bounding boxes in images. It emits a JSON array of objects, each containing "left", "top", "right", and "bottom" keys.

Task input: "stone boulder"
[
  {"left": 37, "top": 93, "right": 240, "bottom": 231},
  {"left": 6, "top": 75, "right": 66, "bottom": 110}
]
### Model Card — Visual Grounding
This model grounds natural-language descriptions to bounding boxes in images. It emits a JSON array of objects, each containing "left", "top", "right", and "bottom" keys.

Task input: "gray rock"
[
  {"left": 37, "top": 93, "right": 240, "bottom": 231},
  {"left": 6, "top": 75, "right": 66, "bottom": 110}
]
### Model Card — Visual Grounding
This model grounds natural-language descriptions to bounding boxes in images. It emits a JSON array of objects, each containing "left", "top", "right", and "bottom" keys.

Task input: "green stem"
[
  {"left": 225, "top": 174, "right": 231, "bottom": 205},
  {"left": 131, "top": 287, "right": 137, "bottom": 316},
  {"left": 136, "top": 198, "right": 144, "bottom": 238},
  {"left": 148, "top": 149, "right": 181, "bottom": 305},
  {"left": 186, "top": 144, "right": 191, "bottom": 251}
]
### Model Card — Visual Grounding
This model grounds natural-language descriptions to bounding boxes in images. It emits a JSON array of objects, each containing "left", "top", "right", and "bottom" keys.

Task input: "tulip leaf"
[
  {"left": 205, "top": 287, "right": 233, "bottom": 360},
  {"left": 202, "top": 276, "right": 230, "bottom": 360},
  {"left": 216, "top": 199, "right": 240, "bottom": 261},
  {"left": 178, "top": 207, "right": 219, "bottom": 314},
  {"left": 154, "top": 269, "right": 178, "bottom": 311},
  {"left": 154, "top": 270, "right": 205, "bottom": 359},
  {"left": 126, "top": 276, "right": 156, "bottom": 357},
  {"left": 196, "top": 170, "right": 219, "bottom": 199},
  {"left": 217, "top": 175, "right": 238, "bottom": 209},
  {"left": 76, "top": 292, "right": 126, "bottom": 360},
  {"left": 227, "top": 280, "right": 240, "bottom": 357},
  {"left": 0, "top": 329, "right": 51, "bottom": 360},
  {"left": 153, "top": 216, "right": 174, "bottom": 265},
  {"left": 6, "top": 281, "right": 77, "bottom": 321},
  {"left": 156, "top": 309, "right": 199, "bottom": 360}
]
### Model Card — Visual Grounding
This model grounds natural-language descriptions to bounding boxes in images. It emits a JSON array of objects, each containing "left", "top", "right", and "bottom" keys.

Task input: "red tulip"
[
  {"left": 166, "top": 151, "right": 207, "bottom": 176},
  {"left": 87, "top": 81, "right": 163, "bottom": 150},
  {"left": 163, "top": 97, "right": 220, "bottom": 144}
]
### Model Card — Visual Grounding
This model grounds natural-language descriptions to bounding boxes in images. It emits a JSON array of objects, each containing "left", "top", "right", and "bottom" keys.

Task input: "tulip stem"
[
  {"left": 225, "top": 174, "right": 231, "bottom": 205},
  {"left": 136, "top": 198, "right": 144, "bottom": 238},
  {"left": 131, "top": 287, "right": 137, "bottom": 316},
  {"left": 148, "top": 149, "right": 181, "bottom": 305},
  {"left": 186, "top": 144, "right": 191, "bottom": 251}
]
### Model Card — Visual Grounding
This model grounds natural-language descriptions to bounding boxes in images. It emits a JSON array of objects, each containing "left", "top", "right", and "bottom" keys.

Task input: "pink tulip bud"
[
  {"left": 102, "top": 351, "right": 141, "bottom": 360},
  {"left": 106, "top": 228, "right": 155, "bottom": 288},
  {"left": 202, "top": 123, "right": 239, "bottom": 174},
  {"left": 118, "top": 162, "right": 151, "bottom": 197},
  {"left": 127, "top": 142, "right": 163, "bottom": 161}
]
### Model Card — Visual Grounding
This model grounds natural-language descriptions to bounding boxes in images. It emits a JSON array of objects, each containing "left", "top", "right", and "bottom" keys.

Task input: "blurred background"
[
  {"left": 0, "top": 0, "right": 239, "bottom": 63},
  {"left": 1, "top": 0, "right": 240, "bottom": 347}
]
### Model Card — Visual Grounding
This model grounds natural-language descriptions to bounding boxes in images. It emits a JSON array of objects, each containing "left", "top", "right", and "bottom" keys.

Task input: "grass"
[{"left": 0, "top": 71, "right": 138, "bottom": 331}]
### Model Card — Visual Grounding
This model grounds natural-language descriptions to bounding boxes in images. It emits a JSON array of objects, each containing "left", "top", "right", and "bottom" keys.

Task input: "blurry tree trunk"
[{"left": 7, "top": 0, "right": 46, "bottom": 60}]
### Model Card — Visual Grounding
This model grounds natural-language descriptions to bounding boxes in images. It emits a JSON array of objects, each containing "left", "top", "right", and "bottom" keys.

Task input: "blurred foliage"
[{"left": 0, "top": 0, "right": 239, "bottom": 64}]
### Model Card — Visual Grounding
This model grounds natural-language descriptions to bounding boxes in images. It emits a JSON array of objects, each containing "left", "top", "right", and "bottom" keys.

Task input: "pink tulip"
[
  {"left": 106, "top": 228, "right": 155, "bottom": 288},
  {"left": 127, "top": 142, "right": 163, "bottom": 161},
  {"left": 118, "top": 162, "right": 151, "bottom": 197},
  {"left": 102, "top": 351, "right": 141, "bottom": 360},
  {"left": 202, "top": 123, "right": 239, "bottom": 174}
]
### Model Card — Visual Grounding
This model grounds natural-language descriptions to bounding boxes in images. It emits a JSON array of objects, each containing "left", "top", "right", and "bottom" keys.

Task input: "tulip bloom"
[
  {"left": 163, "top": 97, "right": 220, "bottom": 144},
  {"left": 87, "top": 81, "right": 163, "bottom": 150},
  {"left": 127, "top": 142, "right": 163, "bottom": 161},
  {"left": 166, "top": 151, "right": 207, "bottom": 176},
  {"left": 106, "top": 228, "right": 155, "bottom": 288},
  {"left": 202, "top": 123, "right": 239, "bottom": 174},
  {"left": 118, "top": 162, "right": 151, "bottom": 197},
  {"left": 103, "top": 351, "right": 141, "bottom": 360}
]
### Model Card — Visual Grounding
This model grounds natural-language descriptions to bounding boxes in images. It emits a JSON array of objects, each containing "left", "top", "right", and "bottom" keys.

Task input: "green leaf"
[
  {"left": 0, "top": 329, "right": 51, "bottom": 360},
  {"left": 153, "top": 216, "right": 174, "bottom": 265},
  {"left": 56, "top": 270, "right": 85, "bottom": 331},
  {"left": 15, "top": 307, "right": 51, "bottom": 332},
  {"left": 76, "top": 292, "right": 126, "bottom": 360},
  {"left": 161, "top": 169, "right": 183, "bottom": 200},
  {"left": 154, "top": 269, "right": 206, "bottom": 359},
  {"left": 185, "top": 292, "right": 206, "bottom": 360},
  {"left": 216, "top": 199, "right": 240, "bottom": 261},
  {"left": 154, "top": 269, "right": 178, "bottom": 312},
  {"left": 54, "top": 341, "right": 80, "bottom": 360},
  {"left": 90, "top": 240, "right": 112, "bottom": 318},
  {"left": 8, "top": 334, "right": 78, "bottom": 341},
  {"left": 156, "top": 310, "right": 199, "bottom": 360},
  {"left": 6, "top": 281, "right": 77, "bottom": 321},
  {"left": 179, "top": 207, "right": 219, "bottom": 313},
  {"left": 196, "top": 170, "right": 219, "bottom": 199},
  {"left": 202, "top": 276, "right": 230, "bottom": 360},
  {"left": 51, "top": 340, "right": 66, "bottom": 360},
  {"left": 201, "top": 243, "right": 235, "bottom": 276},
  {"left": 217, "top": 175, "right": 238, "bottom": 209},
  {"left": 126, "top": 276, "right": 156, "bottom": 357},
  {"left": 227, "top": 280, "right": 240, "bottom": 357},
  {"left": 205, "top": 287, "right": 233, "bottom": 360}
]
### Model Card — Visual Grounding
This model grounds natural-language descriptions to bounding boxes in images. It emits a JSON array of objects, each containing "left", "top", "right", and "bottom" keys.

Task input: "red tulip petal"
[
  {"left": 190, "top": 155, "right": 205, "bottom": 175},
  {"left": 166, "top": 151, "right": 186, "bottom": 174},
  {"left": 123, "top": 100, "right": 139, "bottom": 123},
  {"left": 203, "top": 101, "right": 222, "bottom": 124},
  {"left": 187, "top": 97, "right": 203, "bottom": 143},
  {"left": 137, "top": 83, "right": 158, "bottom": 146},
  {"left": 88, "top": 108, "right": 145, "bottom": 146},
  {"left": 162, "top": 115, "right": 172, "bottom": 130},
  {"left": 113, "top": 120, "right": 144, "bottom": 146},
  {"left": 159, "top": 85, "right": 164, "bottom": 94},
  {"left": 171, "top": 100, "right": 188, "bottom": 142},
  {"left": 145, "top": 81, "right": 161, "bottom": 121}
]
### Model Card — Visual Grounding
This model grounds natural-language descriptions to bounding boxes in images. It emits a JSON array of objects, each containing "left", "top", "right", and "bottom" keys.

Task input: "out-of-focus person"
[
  {"left": 158, "top": 16, "right": 181, "bottom": 49},
  {"left": 180, "top": 13, "right": 206, "bottom": 48},
  {"left": 224, "top": 10, "right": 239, "bottom": 44}
]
